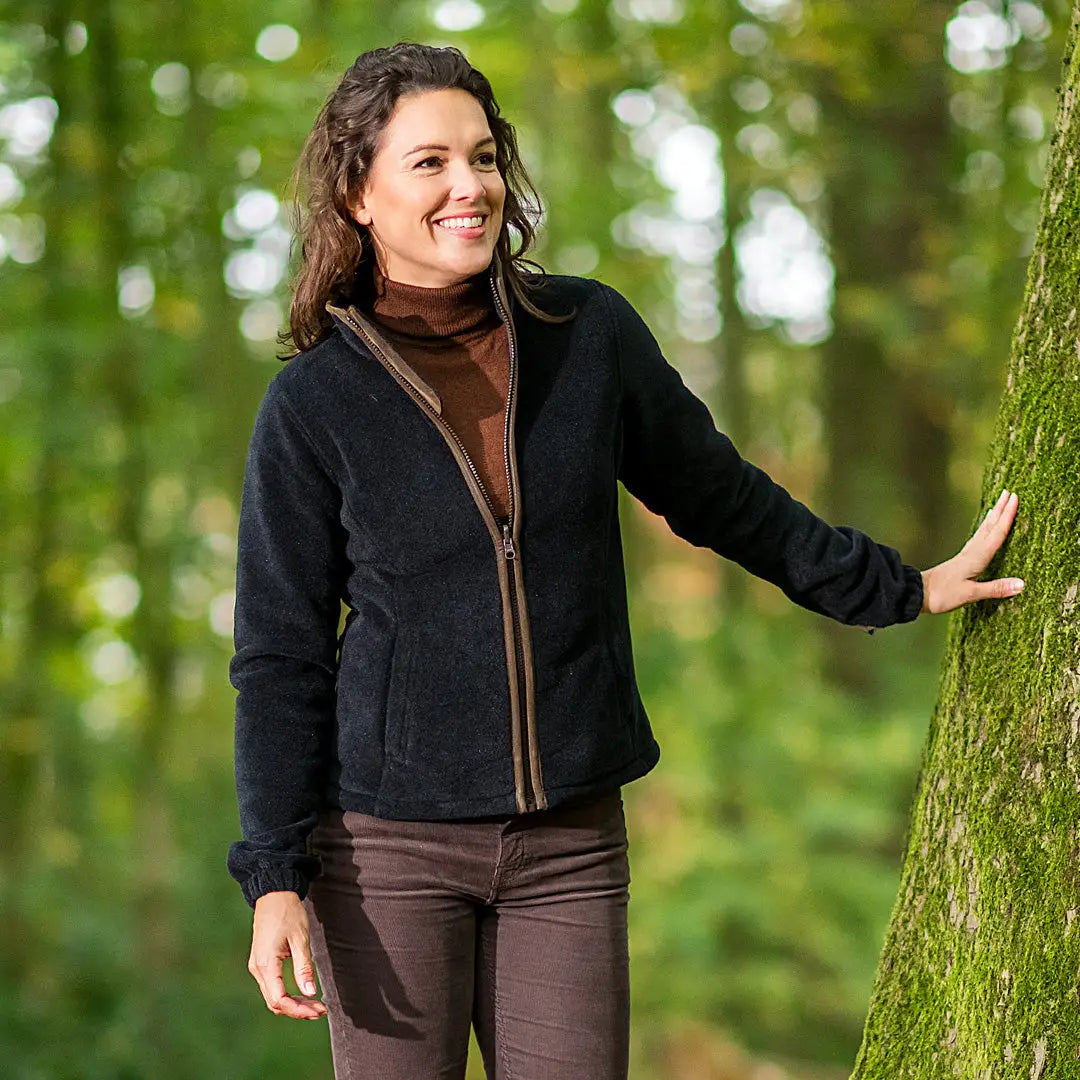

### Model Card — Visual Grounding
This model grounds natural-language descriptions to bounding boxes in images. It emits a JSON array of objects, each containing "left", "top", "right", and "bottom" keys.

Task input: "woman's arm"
[
  {"left": 601, "top": 280, "right": 923, "bottom": 629},
  {"left": 227, "top": 376, "right": 349, "bottom": 909}
]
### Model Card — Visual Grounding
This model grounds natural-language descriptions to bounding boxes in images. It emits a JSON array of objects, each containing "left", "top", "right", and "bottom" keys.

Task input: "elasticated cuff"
[{"left": 240, "top": 867, "right": 310, "bottom": 909}]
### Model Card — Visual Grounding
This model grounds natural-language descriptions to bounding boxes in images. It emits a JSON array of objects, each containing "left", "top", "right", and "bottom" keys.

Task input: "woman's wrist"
[{"left": 254, "top": 889, "right": 304, "bottom": 910}]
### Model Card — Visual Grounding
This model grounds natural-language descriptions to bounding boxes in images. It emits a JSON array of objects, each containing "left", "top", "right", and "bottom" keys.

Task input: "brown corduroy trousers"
[{"left": 301, "top": 787, "right": 631, "bottom": 1080}]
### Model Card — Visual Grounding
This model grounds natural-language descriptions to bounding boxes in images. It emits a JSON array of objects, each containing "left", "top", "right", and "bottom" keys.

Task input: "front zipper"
[
  {"left": 489, "top": 270, "right": 545, "bottom": 814},
  {"left": 327, "top": 268, "right": 545, "bottom": 813}
]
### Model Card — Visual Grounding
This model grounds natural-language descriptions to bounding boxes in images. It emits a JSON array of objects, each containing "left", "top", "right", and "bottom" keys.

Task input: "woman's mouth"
[{"left": 434, "top": 214, "right": 488, "bottom": 239}]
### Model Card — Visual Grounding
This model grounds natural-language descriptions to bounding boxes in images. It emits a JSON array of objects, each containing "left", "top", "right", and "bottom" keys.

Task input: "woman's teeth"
[{"left": 436, "top": 215, "right": 485, "bottom": 230}]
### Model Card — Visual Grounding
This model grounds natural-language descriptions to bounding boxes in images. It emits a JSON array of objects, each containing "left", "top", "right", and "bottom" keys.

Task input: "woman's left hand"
[{"left": 920, "top": 488, "right": 1025, "bottom": 615}]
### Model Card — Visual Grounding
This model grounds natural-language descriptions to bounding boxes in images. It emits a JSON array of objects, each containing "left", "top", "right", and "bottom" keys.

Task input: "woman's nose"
[{"left": 445, "top": 158, "right": 486, "bottom": 200}]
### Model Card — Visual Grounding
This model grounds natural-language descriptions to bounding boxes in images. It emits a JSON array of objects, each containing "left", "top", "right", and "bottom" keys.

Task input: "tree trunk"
[
  {"left": 1, "top": 0, "right": 75, "bottom": 989},
  {"left": 851, "top": 4, "right": 1080, "bottom": 1076},
  {"left": 88, "top": 3, "right": 179, "bottom": 1068},
  {"left": 707, "top": 0, "right": 751, "bottom": 615}
]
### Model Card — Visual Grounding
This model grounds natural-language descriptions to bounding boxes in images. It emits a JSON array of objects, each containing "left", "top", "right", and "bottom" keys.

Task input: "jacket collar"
[
  {"left": 489, "top": 247, "right": 511, "bottom": 318},
  {"left": 325, "top": 251, "right": 511, "bottom": 418}
]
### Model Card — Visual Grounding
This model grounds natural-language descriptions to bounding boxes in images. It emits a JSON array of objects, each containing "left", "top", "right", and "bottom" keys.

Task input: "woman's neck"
[{"left": 369, "top": 262, "right": 498, "bottom": 339}]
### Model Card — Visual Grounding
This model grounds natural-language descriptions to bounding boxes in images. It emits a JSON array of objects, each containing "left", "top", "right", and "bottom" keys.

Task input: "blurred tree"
[
  {"left": 852, "top": 3, "right": 1080, "bottom": 1076},
  {"left": 796, "top": 1, "right": 960, "bottom": 695},
  {"left": 1, "top": 0, "right": 73, "bottom": 994},
  {"left": 87, "top": 2, "right": 183, "bottom": 1070}
]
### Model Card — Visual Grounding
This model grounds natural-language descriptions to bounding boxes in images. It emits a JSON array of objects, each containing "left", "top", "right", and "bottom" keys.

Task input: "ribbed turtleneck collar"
[{"left": 370, "top": 261, "right": 499, "bottom": 339}]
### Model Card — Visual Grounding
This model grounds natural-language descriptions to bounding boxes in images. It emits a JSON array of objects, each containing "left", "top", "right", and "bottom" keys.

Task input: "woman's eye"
[{"left": 415, "top": 153, "right": 497, "bottom": 169}]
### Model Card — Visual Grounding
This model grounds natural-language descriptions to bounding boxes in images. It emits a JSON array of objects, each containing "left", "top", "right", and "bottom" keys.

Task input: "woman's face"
[{"left": 350, "top": 88, "right": 506, "bottom": 288}]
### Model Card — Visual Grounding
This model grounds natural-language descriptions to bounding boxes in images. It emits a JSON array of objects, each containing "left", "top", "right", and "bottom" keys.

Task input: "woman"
[{"left": 226, "top": 41, "right": 1023, "bottom": 1080}]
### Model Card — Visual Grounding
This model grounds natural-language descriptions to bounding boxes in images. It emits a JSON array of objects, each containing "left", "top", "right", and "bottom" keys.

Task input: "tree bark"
[{"left": 851, "top": 4, "right": 1080, "bottom": 1076}]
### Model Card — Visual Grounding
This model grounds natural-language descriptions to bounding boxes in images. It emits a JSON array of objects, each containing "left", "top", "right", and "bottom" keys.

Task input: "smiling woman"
[
  {"left": 280, "top": 43, "right": 570, "bottom": 355},
  {"left": 226, "top": 38, "right": 1022, "bottom": 1080}
]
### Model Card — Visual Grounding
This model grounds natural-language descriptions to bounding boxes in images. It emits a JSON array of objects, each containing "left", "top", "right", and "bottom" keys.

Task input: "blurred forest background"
[{"left": 0, "top": 1, "right": 1069, "bottom": 1077}]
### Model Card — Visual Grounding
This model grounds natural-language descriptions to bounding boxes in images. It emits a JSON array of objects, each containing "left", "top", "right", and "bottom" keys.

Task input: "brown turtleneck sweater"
[{"left": 368, "top": 264, "right": 511, "bottom": 521}]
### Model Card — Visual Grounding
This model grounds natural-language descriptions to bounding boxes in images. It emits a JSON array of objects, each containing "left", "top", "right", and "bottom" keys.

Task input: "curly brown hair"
[{"left": 279, "top": 41, "right": 574, "bottom": 356}]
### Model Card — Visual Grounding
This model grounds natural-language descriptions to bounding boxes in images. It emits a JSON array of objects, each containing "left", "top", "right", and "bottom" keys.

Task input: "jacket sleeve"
[
  {"left": 226, "top": 376, "right": 348, "bottom": 908},
  {"left": 600, "top": 281, "right": 923, "bottom": 630}
]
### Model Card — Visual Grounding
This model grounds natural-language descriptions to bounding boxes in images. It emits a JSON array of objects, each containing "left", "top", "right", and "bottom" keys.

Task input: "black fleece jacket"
[{"left": 226, "top": 256, "right": 923, "bottom": 908}]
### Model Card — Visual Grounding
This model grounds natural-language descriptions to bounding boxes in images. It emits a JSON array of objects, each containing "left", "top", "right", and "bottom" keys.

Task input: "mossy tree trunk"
[{"left": 851, "top": 4, "right": 1080, "bottom": 1077}]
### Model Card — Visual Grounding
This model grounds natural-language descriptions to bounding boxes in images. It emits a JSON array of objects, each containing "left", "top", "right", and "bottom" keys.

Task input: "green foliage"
[
  {"left": 0, "top": 1, "right": 1069, "bottom": 1077},
  {"left": 624, "top": 579, "right": 940, "bottom": 1068}
]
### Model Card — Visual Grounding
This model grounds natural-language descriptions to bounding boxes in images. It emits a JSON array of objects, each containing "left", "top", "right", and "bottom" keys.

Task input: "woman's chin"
[
  {"left": 436, "top": 246, "right": 495, "bottom": 278},
  {"left": 382, "top": 244, "right": 496, "bottom": 286}
]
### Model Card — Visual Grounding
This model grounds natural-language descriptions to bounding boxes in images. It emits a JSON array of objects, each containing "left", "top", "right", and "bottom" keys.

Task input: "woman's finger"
[
  {"left": 986, "top": 489, "right": 1017, "bottom": 535},
  {"left": 259, "top": 959, "right": 325, "bottom": 1019},
  {"left": 972, "top": 575, "right": 1026, "bottom": 603},
  {"left": 288, "top": 931, "right": 325, "bottom": 1009},
  {"left": 939, "top": 571, "right": 1024, "bottom": 613},
  {"left": 957, "top": 490, "right": 1018, "bottom": 573},
  {"left": 249, "top": 948, "right": 325, "bottom": 1019},
  {"left": 250, "top": 948, "right": 285, "bottom": 1011},
  {"left": 247, "top": 950, "right": 268, "bottom": 1007},
  {"left": 975, "top": 488, "right": 1014, "bottom": 539}
]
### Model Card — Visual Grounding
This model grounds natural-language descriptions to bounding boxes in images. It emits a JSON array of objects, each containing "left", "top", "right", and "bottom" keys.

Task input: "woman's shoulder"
[
  {"left": 517, "top": 268, "right": 621, "bottom": 324},
  {"left": 520, "top": 267, "right": 603, "bottom": 297},
  {"left": 271, "top": 329, "right": 354, "bottom": 392},
  {"left": 252, "top": 331, "right": 361, "bottom": 437}
]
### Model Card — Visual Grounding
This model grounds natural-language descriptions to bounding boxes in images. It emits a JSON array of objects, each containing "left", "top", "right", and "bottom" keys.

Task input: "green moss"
[{"left": 851, "top": 5, "right": 1080, "bottom": 1077}]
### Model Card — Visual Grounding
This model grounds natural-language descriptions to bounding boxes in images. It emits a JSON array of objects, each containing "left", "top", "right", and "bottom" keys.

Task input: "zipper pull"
[{"left": 502, "top": 522, "right": 516, "bottom": 560}]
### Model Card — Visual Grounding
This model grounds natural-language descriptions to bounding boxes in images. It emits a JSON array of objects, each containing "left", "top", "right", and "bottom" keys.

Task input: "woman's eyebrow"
[{"left": 402, "top": 136, "right": 496, "bottom": 158}]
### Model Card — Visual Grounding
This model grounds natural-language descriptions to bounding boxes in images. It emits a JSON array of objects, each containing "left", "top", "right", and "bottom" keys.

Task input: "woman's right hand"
[
  {"left": 249, "top": 890, "right": 328, "bottom": 1019},
  {"left": 919, "top": 488, "right": 1024, "bottom": 615}
]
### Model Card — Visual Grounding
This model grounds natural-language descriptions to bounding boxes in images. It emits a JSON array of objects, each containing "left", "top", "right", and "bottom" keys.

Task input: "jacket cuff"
[
  {"left": 856, "top": 564, "right": 924, "bottom": 634},
  {"left": 899, "top": 563, "right": 925, "bottom": 623},
  {"left": 239, "top": 867, "right": 311, "bottom": 910}
]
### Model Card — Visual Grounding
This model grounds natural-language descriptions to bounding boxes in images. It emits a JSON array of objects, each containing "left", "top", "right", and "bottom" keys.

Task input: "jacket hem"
[{"left": 330, "top": 740, "right": 661, "bottom": 822}]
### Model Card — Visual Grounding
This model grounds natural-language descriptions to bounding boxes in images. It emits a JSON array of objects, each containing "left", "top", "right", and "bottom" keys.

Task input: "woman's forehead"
[{"left": 379, "top": 89, "right": 492, "bottom": 154}]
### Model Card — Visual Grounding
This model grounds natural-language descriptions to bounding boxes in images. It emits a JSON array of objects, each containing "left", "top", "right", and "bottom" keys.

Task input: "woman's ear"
[{"left": 350, "top": 193, "right": 372, "bottom": 228}]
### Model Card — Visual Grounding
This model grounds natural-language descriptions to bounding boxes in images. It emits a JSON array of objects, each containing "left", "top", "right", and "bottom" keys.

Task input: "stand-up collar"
[{"left": 370, "top": 259, "right": 500, "bottom": 339}]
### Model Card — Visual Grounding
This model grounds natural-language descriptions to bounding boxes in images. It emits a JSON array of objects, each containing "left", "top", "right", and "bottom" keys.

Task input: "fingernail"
[
  {"left": 1010, "top": 579, "right": 1024, "bottom": 593},
  {"left": 304, "top": 982, "right": 316, "bottom": 995}
]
